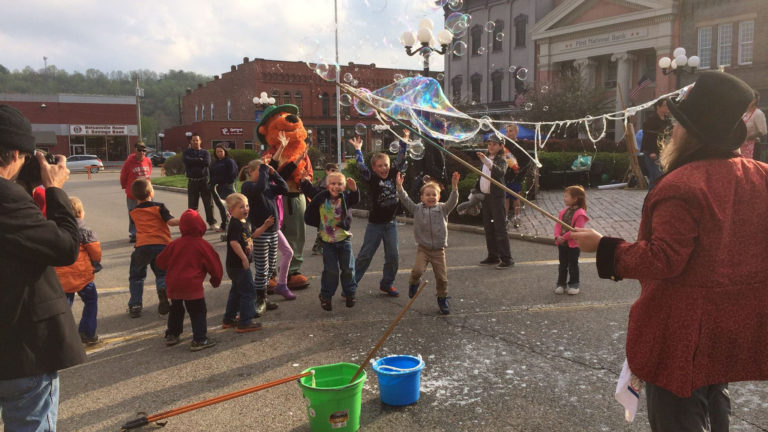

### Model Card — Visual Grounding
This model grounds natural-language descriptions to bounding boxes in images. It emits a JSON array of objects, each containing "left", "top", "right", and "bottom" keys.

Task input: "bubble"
[
  {"left": 344, "top": 115, "right": 351, "bottom": 120},
  {"left": 508, "top": 65, "right": 517, "bottom": 73},
  {"left": 515, "top": 67, "right": 528, "bottom": 81},
  {"left": 317, "top": 93, "right": 323, "bottom": 99},
  {"left": 343, "top": 72, "right": 353, "bottom": 83},
  {"left": 437, "top": 72, "right": 445, "bottom": 80},
  {"left": 476, "top": 46, "right": 486, "bottom": 55},
  {"left": 495, "top": 32, "right": 504, "bottom": 42},
  {"left": 409, "top": 140, "right": 425, "bottom": 160},
  {"left": 315, "top": 63, "right": 339, "bottom": 82},
  {"left": 373, "top": 139, "right": 383, "bottom": 150},
  {"left": 354, "top": 123, "right": 367, "bottom": 136},
  {"left": 393, "top": 73, "right": 404, "bottom": 82},
  {"left": 452, "top": 41, "right": 467, "bottom": 56},
  {"left": 351, "top": 79, "right": 359, "bottom": 87},
  {"left": 353, "top": 88, "right": 375, "bottom": 116},
  {"left": 524, "top": 102, "right": 533, "bottom": 111},
  {"left": 543, "top": 106, "right": 549, "bottom": 111},
  {"left": 471, "top": 100, "right": 477, "bottom": 105},
  {"left": 445, "top": 12, "right": 470, "bottom": 36},
  {"left": 363, "top": 0, "right": 387, "bottom": 13},
  {"left": 389, "top": 140, "right": 400, "bottom": 153},
  {"left": 448, "top": 0, "right": 463, "bottom": 11},
  {"left": 480, "top": 115, "right": 492, "bottom": 131},
  {"left": 298, "top": 37, "right": 321, "bottom": 68},
  {"left": 394, "top": 87, "right": 405, "bottom": 97},
  {"left": 340, "top": 93, "right": 352, "bottom": 106},
  {"left": 429, "top": 0, "right": 449, "bottom": 10},
  {"left": 484, "top": 21, "right": 495, "bottom": 32},
  {"left": 540, "top": 85, "right": 549, "bottom": 93}
]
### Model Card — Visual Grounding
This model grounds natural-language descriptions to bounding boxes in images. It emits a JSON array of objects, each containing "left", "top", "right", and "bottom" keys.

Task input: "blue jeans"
[
  {"left": 321, "top": 238, "right": 357, "bottom": 299},
  {"left": 65, "top": 282, "right": 98, "bottom": 337},
  {"left": 0, "top": 372, "right": 59, "bottom": 432},
  {"left": 128, "top": 244, "right": 167, "bottom": 307},
  {"left": 225, "top": 267, "right": 256, "bottom": 325},
  {"left": 643, "top": 154, "right": 662, "bottom": 189},
  {"left": 354, "top": 221, "right": 398, "bottom": 289},
  {"left": 127, "top": 196, "right": 138, "bottom": 238}
]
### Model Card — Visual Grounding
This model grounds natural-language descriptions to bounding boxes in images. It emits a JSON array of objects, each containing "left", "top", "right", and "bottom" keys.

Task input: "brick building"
[
  {"left": 0, "top": 93, "right": 138, "bottom": 161},
  {"left": 677, "top": 0, "right": 766, "bottom": 100},
  {"left": 163, "top": 57, "right": 424, "bottom": 158}
]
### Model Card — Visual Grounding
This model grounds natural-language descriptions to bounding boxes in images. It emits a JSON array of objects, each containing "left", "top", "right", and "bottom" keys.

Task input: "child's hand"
[
  {"left": 267, "top": 165, "right": 276, "bottom": 175},
  {"left": 263, "top": 216, "right": 275, "bottom": 229},
  {"left": 476, "top": 151, "right": 486, "bottom": 160},
  {"left": 451, "top": 171, "right": 460, "bottom": 188},
  {"left": 211, "top": 278, "right": 221, "bottom": 288},
  {"left": 402, "top": 129, "right": 410, "bottom": 140},
  {"left": 395, "top": 171, "right": 404, "bottom": 187},
  {"left": 348, "top": 136, "right": 363, "bottom": 151},
  {"left": 346, "top": 178, "right": 357, "bottom": 191}
]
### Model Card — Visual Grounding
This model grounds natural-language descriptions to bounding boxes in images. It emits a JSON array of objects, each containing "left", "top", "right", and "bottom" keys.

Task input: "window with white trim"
[
  {"left": 738, "top": 20, "right": 754, "bottom": 65},
  {"left": 210, "top": 102, "right": 214, "bottom": 120},
  {"left": 201, "top": 104, "right": 205, "bottom": 121},
  {"left": 195, "top": 105, "right": 198, "bottom": 121},
  {"left": 227, "top": 99, "right": 231, "bottom": 120},
  {"left": 697, "top": 26, "right": 712, "bottom": 69},
  {"left": 717, "top": 23, "right": 732, "bottom": 67}
]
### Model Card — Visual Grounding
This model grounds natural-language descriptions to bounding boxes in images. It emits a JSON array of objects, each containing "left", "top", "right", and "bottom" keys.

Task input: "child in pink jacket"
[{"left": 554, "top": 185, "right": 589, "bottom": 295}]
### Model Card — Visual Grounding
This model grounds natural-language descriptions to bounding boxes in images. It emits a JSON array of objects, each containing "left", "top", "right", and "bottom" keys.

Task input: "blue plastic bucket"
[{"left": 372, "top": 355, "right": 425, "bottom": 406}]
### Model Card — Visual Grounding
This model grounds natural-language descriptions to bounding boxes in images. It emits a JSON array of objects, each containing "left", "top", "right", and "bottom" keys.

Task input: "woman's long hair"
[{"left": 660, "top": 125, "right": 736, "bottom": 173}]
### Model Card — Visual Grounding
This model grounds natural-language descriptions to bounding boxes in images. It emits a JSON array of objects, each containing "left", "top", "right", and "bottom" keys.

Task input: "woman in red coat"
[{"left": 573, "top": 72, "right": 768, "bottom": 431}]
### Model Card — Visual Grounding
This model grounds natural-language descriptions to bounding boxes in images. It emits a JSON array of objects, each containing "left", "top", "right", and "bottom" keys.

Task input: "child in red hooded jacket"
[{"left": 157, "top": 209, "right": 223, "bottom": 351}]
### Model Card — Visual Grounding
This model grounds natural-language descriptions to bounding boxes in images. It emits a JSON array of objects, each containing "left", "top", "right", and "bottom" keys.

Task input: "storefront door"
[{"left": 70, "top": 143, "right": 86, "bottom": 155}]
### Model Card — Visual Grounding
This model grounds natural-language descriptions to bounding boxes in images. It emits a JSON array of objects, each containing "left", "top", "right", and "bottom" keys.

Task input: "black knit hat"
[
  {"left": 0, "top": 104, "right": 35, "bottom": 153},
  {"left": 666, "top": 71, "right": 754, "bottom": 150}
]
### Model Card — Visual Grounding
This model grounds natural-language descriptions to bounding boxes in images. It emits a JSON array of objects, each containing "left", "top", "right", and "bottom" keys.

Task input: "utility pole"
[
  {"left": 334, "top": 0, "right": 342, "bottom": 166},
  {"left": 135, "top": 77, "right": 144, "bottom": 145}
]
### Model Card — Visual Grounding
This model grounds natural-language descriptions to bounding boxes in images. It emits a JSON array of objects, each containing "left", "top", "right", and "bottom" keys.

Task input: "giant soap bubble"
[{"left": 351, "top": 76, "right": 480, "bottom": 142}]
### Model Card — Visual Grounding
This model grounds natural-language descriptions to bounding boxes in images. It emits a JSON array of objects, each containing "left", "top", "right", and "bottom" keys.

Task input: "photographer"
[{"left": 0, "top": 105, "right": 86, "bottom": 430}]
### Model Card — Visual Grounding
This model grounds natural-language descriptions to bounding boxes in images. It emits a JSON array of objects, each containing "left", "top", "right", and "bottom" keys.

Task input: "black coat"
[{"left": 0, "top": 179, "right": 86, "bottom": 379}]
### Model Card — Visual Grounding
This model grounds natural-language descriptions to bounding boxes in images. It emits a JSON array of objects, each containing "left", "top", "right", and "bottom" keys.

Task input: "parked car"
[
  {"left": 151, "top": 151, "right": 176, "bottom": 166},
  {"left": 66, "top": 155, "right": 104, "bottom": 172}
]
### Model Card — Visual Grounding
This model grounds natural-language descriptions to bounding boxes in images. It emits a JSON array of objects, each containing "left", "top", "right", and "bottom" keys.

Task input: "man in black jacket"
[
  {"left": 640, "top": 100, "right": 671, "bottom": 189},
  {"left": 183, "top": 133, "right": 216, "bottom": 230},
  {"left": 0, "top": 104, "right": 86, "bottom": 430}
]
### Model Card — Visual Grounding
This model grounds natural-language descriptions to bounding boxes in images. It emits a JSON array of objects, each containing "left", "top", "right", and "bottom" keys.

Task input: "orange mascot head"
[{"left": 257, "top": 104, "right": 312, "bottom": 186}]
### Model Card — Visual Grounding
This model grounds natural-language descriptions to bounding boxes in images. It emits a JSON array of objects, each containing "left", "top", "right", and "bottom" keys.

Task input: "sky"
[{"left": 0, "top": 0, "right": 451, "bottom": 76}]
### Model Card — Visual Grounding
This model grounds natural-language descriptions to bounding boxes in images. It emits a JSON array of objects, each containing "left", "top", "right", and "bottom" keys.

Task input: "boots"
[
  {"left": 157, "top": 291, "right": 170, "bottom": 315},
  {"left": 255, "top": 290, "right": 278, "bottom": 317}
]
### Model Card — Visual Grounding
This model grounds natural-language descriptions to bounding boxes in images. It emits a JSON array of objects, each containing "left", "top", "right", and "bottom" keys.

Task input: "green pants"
[{"left": 282, "top": 193, "right": 306, "bottom": 274}]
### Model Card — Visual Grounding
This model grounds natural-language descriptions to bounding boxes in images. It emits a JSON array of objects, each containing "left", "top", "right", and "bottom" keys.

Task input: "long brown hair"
[
  {"left": 660, "top": 125, "right": 736, "bottom": 173},
  {"left": 564, "top": 185, "right": 587, "bottom": 211}
]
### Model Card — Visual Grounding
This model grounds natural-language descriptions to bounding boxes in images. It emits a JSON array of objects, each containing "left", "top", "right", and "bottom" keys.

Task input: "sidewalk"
[{"left": 153, "top": 184, "right": 647, "bottom": 244}]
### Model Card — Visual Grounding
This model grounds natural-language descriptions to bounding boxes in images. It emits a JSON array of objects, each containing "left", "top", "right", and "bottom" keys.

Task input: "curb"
[{"left": 153, "top": 185, "right": 555, "bottom": 246}]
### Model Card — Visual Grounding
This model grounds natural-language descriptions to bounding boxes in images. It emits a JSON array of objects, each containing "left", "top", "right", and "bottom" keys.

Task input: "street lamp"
[
  {"left": 400, "top": 18, "right": 453, "bottom": 75},
  {"left": 658, "top": 47, "right": 701, "bottom": 75},
  {"left": 158, "top": 132, "right": 165, "bottom": 152},
  {"left": 252, "top": 92, "right": 276, "bottom": 108}
]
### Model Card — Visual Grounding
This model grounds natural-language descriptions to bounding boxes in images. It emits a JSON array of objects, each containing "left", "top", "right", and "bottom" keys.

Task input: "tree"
[{"left": 518, "top": 71, "right": 612, "bottom": 138}]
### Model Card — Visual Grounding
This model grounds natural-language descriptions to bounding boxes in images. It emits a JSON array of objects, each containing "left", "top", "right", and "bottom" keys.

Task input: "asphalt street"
[{"left": 46, "top": 171, "right": 768, "bottom": 431}]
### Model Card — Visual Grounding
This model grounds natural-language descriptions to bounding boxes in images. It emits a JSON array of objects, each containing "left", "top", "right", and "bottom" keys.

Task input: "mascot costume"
[{"left": 258, "top": 104, "right": 312, "bottom": 289}]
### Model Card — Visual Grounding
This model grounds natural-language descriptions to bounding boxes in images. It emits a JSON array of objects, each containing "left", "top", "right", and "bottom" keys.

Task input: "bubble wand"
[{"left": 335, "top": 82, "right": 574, "bottom": 232}]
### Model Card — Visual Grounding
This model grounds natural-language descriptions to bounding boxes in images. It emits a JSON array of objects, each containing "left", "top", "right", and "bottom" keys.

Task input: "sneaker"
[
  {"left": 129, "top": 305, "right": 142, "bottom": 318},
  {"left": 216, "top": 227, "right": 226, "bottom": 233},
  {"left": 274, "top": 284, "right": 297, "bottom": 300},
  {"left": 222, "top": 317, "right": 239, "bottom": 329},
  {"left": 566, "top": 286, "right": 580, "bottom": 295},
  {"left": 345, "top": 295, "right": 356, "bottom": 308},
  {"left": 190, "top": 338, "right": 217, "bottom": 352},
  {"left": 219, "top": 234, "right": 228, "bottom": 242},
  {"left": 379, "top": 286, "right": 400, "bottom": 297},
  {"left": 255, "top": 297, "right": 267, "bottom": 318},
  {"left": 165, "top": 334, "right": 180, "bottom": 346},
  {"left": 157, "top": 292, "right": 170, "bottom": 315},
  {"left": 496, "top": 261, "right": 514, "bottom": 269},
  {"left": 209, "top": 223, "right": 219, "bottom": 231},
  {"left": 319, "top": 294, "right": 333, "bottom": 311},
  {"left": 479, "top": 257, "right": 499, "bottom": 265},
  {"left": 408, "top": 284, "right": 419, "bottom": 299},
  {"left": 513, "top": 218, "right": 521, "bottom": 228},
  {"left": 236, "top": 322, "right": 262, "bottom": 333},
  {"left": 79, "top": 332, "right": 99, "bottom": 345},
  {"left": 265, "top": 297, "right": 279, "bottom": 310},
  {"left": 437, "top": 296, "right": 450, "bottom": 315},
  {"left": 554, "top": 285, "right": 565, "bottom": 295}
]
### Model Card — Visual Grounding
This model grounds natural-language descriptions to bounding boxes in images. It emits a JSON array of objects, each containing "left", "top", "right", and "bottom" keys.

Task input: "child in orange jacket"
[
  {"left": 157, "top": 209, "right": 223, "bottom": 351},
  {"left": 55, "top": 197, "right": 102, "bottom": 345}
]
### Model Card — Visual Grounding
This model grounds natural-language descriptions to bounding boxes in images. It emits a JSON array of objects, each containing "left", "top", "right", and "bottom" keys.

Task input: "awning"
[{"left": 32, "top": 131, "right": 58, "bottom": 145}]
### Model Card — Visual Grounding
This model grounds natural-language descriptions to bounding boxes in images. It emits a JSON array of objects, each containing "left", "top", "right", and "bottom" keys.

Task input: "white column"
[
  {"left": 573, "top": 58, "right": 597, "bottom": 88},
  {"left": 611, "top": 52, "right": 635, "bottom": 139}
]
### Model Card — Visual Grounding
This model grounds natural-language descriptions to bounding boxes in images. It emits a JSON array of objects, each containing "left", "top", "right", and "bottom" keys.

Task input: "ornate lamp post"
[
  {"left": 400, "top": 18, "right": 454, "bottom": 75},
  {"left": 157, "top": 132, "right": 164, "bottom": 152},
  {"left": 658, "top": 47, "right": 701, "bottom": 75}
]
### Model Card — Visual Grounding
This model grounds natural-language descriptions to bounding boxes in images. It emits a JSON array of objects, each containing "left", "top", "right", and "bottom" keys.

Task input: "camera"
[{"left": 17, "top": 151, "right": 57, "bottom": 185}]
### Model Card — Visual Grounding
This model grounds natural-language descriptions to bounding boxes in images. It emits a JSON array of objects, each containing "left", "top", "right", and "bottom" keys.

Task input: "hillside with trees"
[{"left": 0, "top": 64, "right": 211, "bottom": 147}]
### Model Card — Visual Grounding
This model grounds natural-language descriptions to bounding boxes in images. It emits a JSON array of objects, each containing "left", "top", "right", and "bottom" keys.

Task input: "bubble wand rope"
[
  {"left": 120, "top": 371, "right": 313, "bottom": 430},
  {"left": 335, "top": 82, "right": 575, "bottom": 232},
  {"left": 349, "top": 280, "right": 429, "bottom": 384}
]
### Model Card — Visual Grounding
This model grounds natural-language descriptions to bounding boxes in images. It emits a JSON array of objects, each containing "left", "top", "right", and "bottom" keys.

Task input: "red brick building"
[
  {"left": 164, "top": 57, "right": 426, "bottom": 158},
  {"left": 0, "top": 93, "right": 138, "bottom": 161}
]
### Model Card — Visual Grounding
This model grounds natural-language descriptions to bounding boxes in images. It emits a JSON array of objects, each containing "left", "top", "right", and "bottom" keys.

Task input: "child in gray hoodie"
[{"left": 396, "top": 171, "right": 460, "bottom": 314}]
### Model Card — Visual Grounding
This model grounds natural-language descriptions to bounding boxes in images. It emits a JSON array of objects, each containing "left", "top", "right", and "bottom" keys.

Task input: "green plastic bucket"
[{"left": 298, "top": 363, "right": 367, "bottom": 431}]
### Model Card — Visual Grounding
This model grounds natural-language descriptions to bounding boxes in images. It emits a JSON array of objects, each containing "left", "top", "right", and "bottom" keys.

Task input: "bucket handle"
[{"left": 374, "top": 355, "right": 424, "bottom": 373}]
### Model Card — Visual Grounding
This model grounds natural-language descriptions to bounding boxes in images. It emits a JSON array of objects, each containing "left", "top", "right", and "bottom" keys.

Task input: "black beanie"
[{"left": 0, "top": 104, "right": 36, "bottom": 153}]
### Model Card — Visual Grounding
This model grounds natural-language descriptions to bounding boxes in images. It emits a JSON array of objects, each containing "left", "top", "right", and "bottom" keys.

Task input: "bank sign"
[
  {"left": 69, "top": 124, "right": 137, "bottom": 136},
  {"left": 221, "top": 127, "right": 244, "bottom": 136},
  {"left": 555, "top": 28, "right": 649, "bottom": 53}
]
